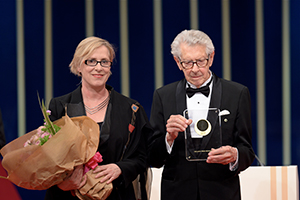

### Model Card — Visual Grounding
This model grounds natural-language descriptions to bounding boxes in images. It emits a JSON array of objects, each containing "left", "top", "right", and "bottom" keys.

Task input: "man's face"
[{"left": 175, "top": 43, "right": 214, "bottom": 88}]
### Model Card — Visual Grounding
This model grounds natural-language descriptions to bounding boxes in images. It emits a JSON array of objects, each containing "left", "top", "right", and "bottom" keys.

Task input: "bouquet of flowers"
[{"left": 0, "top": 98, "right": 112, "bottom": 199}]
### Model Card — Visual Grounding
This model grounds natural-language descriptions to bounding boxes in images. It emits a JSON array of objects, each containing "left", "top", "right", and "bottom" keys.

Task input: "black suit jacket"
[
  {"left": 44, "top": 85, "right": 152, "bottom": 200},
  {"left": 148, "top": 74, "right": 254, "bottom": 200}
]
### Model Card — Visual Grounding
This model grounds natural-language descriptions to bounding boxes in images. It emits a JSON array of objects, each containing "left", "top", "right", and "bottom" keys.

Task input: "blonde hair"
[{"left": 69, "top": 36, "right": 116, "bottom": 76}]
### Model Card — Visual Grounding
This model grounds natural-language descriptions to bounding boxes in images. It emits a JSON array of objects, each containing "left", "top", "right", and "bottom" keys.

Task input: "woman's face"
[{"left": 78, "top": 45, "right": 112, "bottom": 90}]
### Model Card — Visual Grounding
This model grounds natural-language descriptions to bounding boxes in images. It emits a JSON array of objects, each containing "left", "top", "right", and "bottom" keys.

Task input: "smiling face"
[
  {"left": 174, "top": 43, "right": 215, "bottom": 88},
  {"left": 78, "top": 45, "right": 112, "bottom": 90}
]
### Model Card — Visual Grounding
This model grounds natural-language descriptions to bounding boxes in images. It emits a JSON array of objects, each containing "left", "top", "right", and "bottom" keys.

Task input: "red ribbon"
[{"left": 84, "top": 152, "right": 103, "bottom": 174}]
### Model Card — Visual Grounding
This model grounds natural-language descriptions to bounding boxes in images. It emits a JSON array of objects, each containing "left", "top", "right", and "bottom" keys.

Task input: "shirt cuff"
[
  {"left": 229, "top": 147, "right": 239, "bottom": 171},
  {"left": 165, "top": 133, "right": 174, "bottom": 154}
]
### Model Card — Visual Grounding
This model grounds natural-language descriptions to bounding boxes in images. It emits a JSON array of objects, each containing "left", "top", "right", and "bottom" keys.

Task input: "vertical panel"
[
  {"left": 282, "top": 0, "right": 291, "bottom": 165},
  {"left": 85, "top": 0, "right": 94, "bottom": 37},
  {"left": 190, "top": 0, "right": 198, "bottom": 30},
  {"left": 45, "top": 0, "right": 53, "bottom": 107},
  {"left": 119, "top": 0, "right": 130, "bottom": 96},
  {"left": 16, "top": 0, "right": 26, "bottom": 137},
  {"left": 221, "top": 0, "right": 231, "bottom": 80},
  {"left": 255, "top": 0, "right": 267, "bottom": 164},
  {"left": 153, "top": 0, "right": 163, "bottom": 89},
  {"left": 22, "top": 2, "right": 46, "bottom": 197}
]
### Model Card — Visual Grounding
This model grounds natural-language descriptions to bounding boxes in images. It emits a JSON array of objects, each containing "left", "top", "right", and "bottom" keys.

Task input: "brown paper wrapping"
[
  {"left": 75, "top": 170, "right": 113, "bottom": 200},
  {"left": 0, "top": 115, "right": 100, "bottom": 190}
]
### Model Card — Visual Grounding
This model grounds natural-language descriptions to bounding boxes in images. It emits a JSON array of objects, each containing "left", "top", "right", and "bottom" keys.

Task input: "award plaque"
[{"left": 183, "top": 108, "right": 222, "bottom": 161}]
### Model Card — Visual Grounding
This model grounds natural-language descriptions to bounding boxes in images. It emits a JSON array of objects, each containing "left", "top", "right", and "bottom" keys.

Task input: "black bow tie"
[{"left": 186, "top": 79, "right": 212, "bottom": 98}]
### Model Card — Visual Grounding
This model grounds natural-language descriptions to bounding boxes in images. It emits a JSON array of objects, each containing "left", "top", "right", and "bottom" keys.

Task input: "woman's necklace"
[{"left": 84, "top": 95, "right": 110, "bottom": 115}]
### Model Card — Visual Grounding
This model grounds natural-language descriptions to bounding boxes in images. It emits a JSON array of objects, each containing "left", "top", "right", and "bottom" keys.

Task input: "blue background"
[{"left": 0, "top": 0, "right": 299, "bottom": 199}]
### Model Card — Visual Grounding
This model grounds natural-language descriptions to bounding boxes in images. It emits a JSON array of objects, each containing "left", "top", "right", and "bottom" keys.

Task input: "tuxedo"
[
  {"left": 44, "top": 85, "right": 152, "bottom": 200},
  {"left": 148, "top": 73, "right": 254, "bottom": 200}
]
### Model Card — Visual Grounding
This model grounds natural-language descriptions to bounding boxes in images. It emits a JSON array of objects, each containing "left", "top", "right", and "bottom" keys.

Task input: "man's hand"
[
  {"left": 93, "top": 164, "right": 122, "bottom": 184},
  {"left": 57, "top": 165, "right": 87, "bottom": 191},
  {"left": 166, "top": 115, "right": 192, "bottom": 146},
  {"left": 206, "top": 145, "right": 237, "bottom": 165}
]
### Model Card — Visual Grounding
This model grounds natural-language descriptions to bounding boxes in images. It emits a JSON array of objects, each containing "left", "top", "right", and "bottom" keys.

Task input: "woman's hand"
[
  {"left": 93, "top": 164, "right": 122, "bottom": 184},
  {"left": 57, "top": 165, "right": 87, "bottom": 191}
]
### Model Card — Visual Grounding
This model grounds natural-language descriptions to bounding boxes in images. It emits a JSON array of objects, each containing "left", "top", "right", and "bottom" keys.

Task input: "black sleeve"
[
  {"left": 147, "top": 90, "right": 170, "bottom": 168},
  {"left": 235, "top": 87, "right": 255, "bottom": 172},
  {"left": 48, "top": 98, "right": 65, "bottom": 122}
]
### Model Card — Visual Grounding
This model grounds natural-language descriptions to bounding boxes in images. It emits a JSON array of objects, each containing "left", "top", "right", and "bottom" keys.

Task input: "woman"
[{"left": 44, "top": 36, "right": 152, "bottom": 200}]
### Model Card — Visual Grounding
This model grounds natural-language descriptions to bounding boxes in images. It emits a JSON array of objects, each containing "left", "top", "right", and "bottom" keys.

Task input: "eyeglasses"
[
  {"left": 84, "top": 59, "right": 112, "bottom": 68},
  {"left": 180, "top": 56, "right": 209, "bottom": 69}
]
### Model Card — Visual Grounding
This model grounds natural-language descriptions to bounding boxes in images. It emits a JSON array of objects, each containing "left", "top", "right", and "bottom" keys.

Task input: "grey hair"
[{"left": 171, "top": 30, "right": 215, "bottom": 58}]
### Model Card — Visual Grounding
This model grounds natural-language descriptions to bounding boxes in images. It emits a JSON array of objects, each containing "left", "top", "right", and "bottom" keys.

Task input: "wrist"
[
  {"left": 231, "top": 147, "right": 238, "bottom": 162},
  {"left": 166, "top": 132, "right": 175, "bottom": 146}
]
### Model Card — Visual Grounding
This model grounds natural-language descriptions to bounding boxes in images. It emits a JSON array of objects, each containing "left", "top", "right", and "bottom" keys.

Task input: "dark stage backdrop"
[{"left": 0, "top": 0, "right": 299, "bottom": 199}]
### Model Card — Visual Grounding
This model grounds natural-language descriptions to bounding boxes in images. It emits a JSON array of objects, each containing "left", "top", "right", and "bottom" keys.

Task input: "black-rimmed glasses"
[
  {"left": 180, "top": 56, "right": 209, "bottom": 69},
  {"left": 85, "top": 59, "right": 112, "bottom": 68}
]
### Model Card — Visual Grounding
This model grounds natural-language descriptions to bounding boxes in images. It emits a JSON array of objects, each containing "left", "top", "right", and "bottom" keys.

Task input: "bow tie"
[{"left": 186, "top": 79, "right": 212, "bottom": 98}]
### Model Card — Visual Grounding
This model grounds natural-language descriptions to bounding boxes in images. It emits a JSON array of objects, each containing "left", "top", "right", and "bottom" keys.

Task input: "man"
[
  {"left": 0, "top": 109, "right": 6, "bottom": 149},
  {"left": 147, "top": 30, "right": 254, "bottom": 200}
]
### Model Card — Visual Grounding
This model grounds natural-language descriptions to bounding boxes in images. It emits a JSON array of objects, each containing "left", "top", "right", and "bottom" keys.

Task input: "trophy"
[{"left": 183, "top": 108, "right": 222, "bottom": 161}]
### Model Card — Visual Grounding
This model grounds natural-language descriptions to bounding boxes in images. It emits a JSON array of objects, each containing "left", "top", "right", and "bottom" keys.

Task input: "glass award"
[{"left": 183, "top": 108, "right": 222, "bottom": 161}]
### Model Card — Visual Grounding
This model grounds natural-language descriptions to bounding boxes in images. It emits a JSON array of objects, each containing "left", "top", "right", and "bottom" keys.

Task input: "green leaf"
[
  {"left": 37, "top": 92, "right": 60, "bottom": 136},
  {"left": 39, "top": 135, "right": 50, "bottom": 146}
]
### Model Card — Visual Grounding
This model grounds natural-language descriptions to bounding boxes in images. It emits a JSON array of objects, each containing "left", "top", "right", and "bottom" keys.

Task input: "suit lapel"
[
  {"left": 66, "top": 86, "right": 86, "bottom": 118},
  {"left": 209, "top": 73, "right": 222, "bottom": 110},
  {"left": 176, "top": 79, "right": 187, "bottom": 114},
  {"left": 66, "top": 102, "right": 86, "bottom": 117},
  {"left": 175, "top": 79, "right": 188, "bottom": 143}
]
